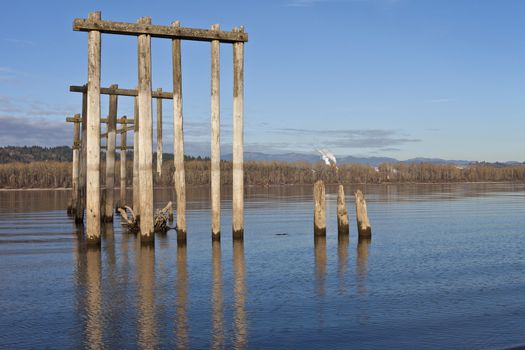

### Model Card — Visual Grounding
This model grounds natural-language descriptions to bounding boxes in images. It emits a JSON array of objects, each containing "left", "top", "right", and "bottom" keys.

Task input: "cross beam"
[
  {"left": 73, "top": 17, "right": 248, "bottom": 43},
  {"left": 70, "top": 85, "right": 173, "bottom": 99}
]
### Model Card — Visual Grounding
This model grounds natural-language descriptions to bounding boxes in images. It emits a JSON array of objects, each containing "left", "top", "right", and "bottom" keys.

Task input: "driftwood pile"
[{"left": 118, "top": 201, "right": 173, "bottom": 234}]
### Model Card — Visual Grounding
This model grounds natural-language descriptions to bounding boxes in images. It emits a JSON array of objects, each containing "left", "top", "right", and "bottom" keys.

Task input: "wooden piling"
[
  {"left": 211, "top": 23, "right": 221, "bottom": 240},
  {"left": 156, "top": 88, "right": 163, "bottom": 177},
  {"left": 172, "top": 20, "right": 187, "bottom": 242},
  {"left": 104, "top": 84, "right": 118, "bottom": 222},
  {"left": 137, "top": 16, "right": 154, "bottom": 243},
  {"left": 337, "top": 184, "right": 349, "bottom": 236},
  {"left": 132, "top": 96, "right": 140, "bottom": 220},
  {"left": 71, "top": 114, "right": 81, "bottom": 215},
  {"left": 313, "top": 180, "right": 326, "bottom": 236},
  {"left": 232, "top": 27, "right": 245, "bottom": 240},
  {"left": 119, "top": 116, "right": 127, "bottom": 208},
  {"left": 355, "top": 190, "right": 371, "bottom": 238},
  {"left": 86, "top": 11, "right": 102, "bottom": 245},
  {"left": 75, "top": 90, "right": 88, "bottom": 224}
]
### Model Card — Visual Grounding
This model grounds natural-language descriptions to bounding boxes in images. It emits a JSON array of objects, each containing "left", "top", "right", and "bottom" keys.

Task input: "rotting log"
[
  {"left": 154, "top": 201, "right": 172, "bottom": 233},
  {"left": 337, "top": 184, "right": 349, "bottom": 236},
  {"left": 137, "top": 16, "right": 154, "bottom": 243},
  {"left": 86, "top": 11, "right": 102, "bottom": 245},
  {"left": 232, "top": 27, "right": 245, "bottom": 240},
  {"left": 119, "top": 116, "right": 127, "bottom": 208},
  {"left": 104, "top": 84, "right": 118, "bottom": 222},
  {"left": 355, "top": 190, "right": 371, "bottom": 238},
  {"left": 211, "top": 23, "right": 221, "bottom": 240},
  {"left": 118, "top": 205, "right": 139, "bottom": 233},
  {"left": 156, "top": 88, "right": 163, "bottom": 177},
  {"left": 172, "top": 20, "right": 187, "bottom": 242},
  {"left": 313, "top": 180, "right": 326, "bottom": 236}
]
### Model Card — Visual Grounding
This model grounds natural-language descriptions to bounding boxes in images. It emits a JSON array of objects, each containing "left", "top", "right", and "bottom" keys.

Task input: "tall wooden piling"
[
  {"left": 211, "top": 23, "right": 221, "bottom": 240},
  {"left": 172, "top": 21, "right": 187, "bottom": 241},
  {"left": 75, "top": 90, "right": 88, "bottom": 224},
  {"left": 137, "top": 17, "right": 154, "bottom": 243},
  {"left": 156, "top": 88, "right": 163, "bottom": 177},
  {"left": 71, "top": 114, "right": 81, "bottom": 215},
  {"left": 86, "top": 11, "right": 102, "bottom": 245},
  {"left": 132, "top": 96, "right": 140, "bottom": 219},
  {"left": 119, "top": 116, "right": 127, "bottom": 208},
  {"left": 104, "top": 84, "right": 118, "bottom": 222},
  {"left": 355, "top": 190, "right": 371, "bottom": 238},
  {"left": 337, "top": 184, "right": 349, "bottom": 236},
  {"left": 313, "top": 180, "right": 326, "bottom": 236},
  {"left": 232, "top": 27, "right": 245, "bottom": 240}
]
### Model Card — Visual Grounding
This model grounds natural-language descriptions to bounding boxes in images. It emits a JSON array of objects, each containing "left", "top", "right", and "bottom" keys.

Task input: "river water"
[{"left": 1, "top": 184, "right": 525, "bottom": 349}]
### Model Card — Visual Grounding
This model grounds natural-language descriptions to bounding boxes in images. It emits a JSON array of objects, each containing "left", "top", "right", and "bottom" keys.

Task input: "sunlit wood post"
[
  {"left": 104, "top": 84, "right": 118, "bottom": 222},
  {"left": 156, "top": 88, "right": 163, "bottom": 177},
  {"left": 86, "top": 11, "right": 102, "bottom": 245},
  {"left": 133, "top": 95, "right": 140, "bottom": 220},
  {"left": 70, "top": 114, "right": 81, "bottom": 215},
  {"left": 211, "top": 23, "right": 221, "bottom": 240},
  {"left": 172, "top": 20, "right": 187, "bottom": 242},
  {"left": 137, "top": 16, "right": 154, "bottom": 243},
  {"left": 313, "top": 180, "right": 326, "bottom": 236},
  {"left": 232, "top": 27, "right": 245, "bottom": 240},
  {"left": 355, "top": 190, "right": 371, "bottom": 238},
  {"left": 76, "top": 89, "right": 88, "bottom": 224},
  {"left": 119, "top": 116, "right": 128, "bottom": 208},
  {"left": 337, "top": 184, "right": 349, "bottom": 236}
]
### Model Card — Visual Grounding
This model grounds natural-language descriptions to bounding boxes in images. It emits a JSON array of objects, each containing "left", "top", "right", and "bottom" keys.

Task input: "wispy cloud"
[
  {"left": 428, "top": 98, "right": 455, "bottom": 103},
  {"left": 2, "top": 38, "right": 36, "bottom": 46},
  {"left": 284, "top": 0, "right": 398, "bottom": 7},
  {"left": 0, "top": 115, "right": 70, "bottom": 146}
]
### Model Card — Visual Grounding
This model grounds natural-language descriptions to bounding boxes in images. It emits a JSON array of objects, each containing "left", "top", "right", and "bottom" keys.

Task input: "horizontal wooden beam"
[
  {"left": 66, "top": 116, "right": 81, "bottom": 123},
  {"left": 101, "top": 117, "right": 134, "bottom": 124},
  {"left": 102, "top": 145, "right": 132, "bottom": 150},
  {"left": 73, "top": 18, "right": 248, "bottom": 43},
  {"left": 70, "top": 85, "right": 173, "bottom": 99},
  {"left": 101, "top": 125, "right": 134, "bottom": 138}
]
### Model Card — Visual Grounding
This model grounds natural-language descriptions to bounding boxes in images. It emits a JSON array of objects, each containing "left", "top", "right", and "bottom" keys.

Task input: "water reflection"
[
  {"left": 233, "top": 241, "right": 247, "bottom": 350},
  {"left": 136, "top": 243, "right": 157, "bottom": 349},
  {"left": 211, "top": 241, "right": 224, "bottom": 350},
  {"left": 85, "top": 247, "right": 103, "bottom": 349},
  {"left": 356, "top": 237, "right": 371, "bottom": 296},
  {"left": 175, "top": 243, "right": 188, "bottom": 349},
  {"left": 337, "top": 234, "right": 349, "bottom": 294},
  {"left": 314, "top": 236, "right": 326, "bottom": 297}
]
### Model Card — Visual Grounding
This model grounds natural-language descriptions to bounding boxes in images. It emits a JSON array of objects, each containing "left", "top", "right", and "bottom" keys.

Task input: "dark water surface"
[{"left": 1, "top": 184, "right": 525, "bottom": 349}]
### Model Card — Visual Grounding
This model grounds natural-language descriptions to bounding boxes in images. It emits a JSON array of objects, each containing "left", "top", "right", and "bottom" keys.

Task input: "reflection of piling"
[
  {"left": 175, "top": 242, "right": 188, "bottom": 349},
  {"left": 355, "top": 190, "right": 371, "bottom": 238},
  {"left": 313, "top": 180, "right": 326, "bottom": 236},
  {"left": 233, "top": 240, "right": 247, "bottom": 349},
  {"left": 137, "top": 244, "right": 157, "bottom": 348},
  {"left": 338, "top": 233, "right": 349, "bottom": 294},
  {"left": 85, "top": 246, "right": 102, "bottom": 348},
  {"left": 356, "top": 237, "right": 370, "bottom": 295},
  {"left": 212, "top": 241, "right": 224, "bottom": 349},
  {"left": 314, "top": 235, "right": 327, "bottom": 297},
  {"left": 337, "top": 184, "right": 349, "bottom": 236}
]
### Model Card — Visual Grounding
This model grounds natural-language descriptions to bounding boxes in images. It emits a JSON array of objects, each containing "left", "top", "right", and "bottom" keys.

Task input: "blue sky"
[{"left": 0, "top": 0, "right": 523, "bottom": 161}]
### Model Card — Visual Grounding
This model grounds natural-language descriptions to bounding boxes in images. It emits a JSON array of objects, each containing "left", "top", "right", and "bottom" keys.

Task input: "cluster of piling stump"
[
  {"left": 67, "top": 12, "right": 248, "bottom": 246},
  {"left": 313, "top": 180, "right": 372, "bottom": 239}
]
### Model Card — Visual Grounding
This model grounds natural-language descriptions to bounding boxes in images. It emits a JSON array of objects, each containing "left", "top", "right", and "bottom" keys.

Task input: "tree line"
[{"left": 1, "top": 160, "right": 525, "bottom": 189}]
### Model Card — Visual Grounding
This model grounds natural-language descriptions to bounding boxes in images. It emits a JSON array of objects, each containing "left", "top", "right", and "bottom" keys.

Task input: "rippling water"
[{"left": 1, "top": 184, "right": 525, "bottom": 349}]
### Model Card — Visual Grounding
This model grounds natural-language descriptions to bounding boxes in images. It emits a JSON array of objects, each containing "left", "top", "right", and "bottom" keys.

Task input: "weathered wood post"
[
  {"left": 337, "top": 184, "right": 349, "bottom": 236},
  {"left": 75, "top": 89, "right": 88, "bottom": 224},
  {"left": 119, "top": 116, "right": 127, "bottom": 208},
  {"left": 104, "top": 84, "right": 118, "bottom": 222},
  {"left": 172, "top": 20, "right": 187, "bottom": 242},
  {"left": 71, "top": 114, "right": 81, "bottom": 215},
  {"left": 86, "top": 11, "right": 102, "bottom": 245},
  {"left": 156, "top": 88, "right": 163, "bottom": 177},
  {"left": 232, "top": 27, "right": 245, "bottom": 240},
  {"left": 133, "top": 96, "right": 140, "bottom": 220},
  {"left": 137, "top": 17, "right": 154, "bottom": 243},
  {"left": 313, "top": 180, "right": 326, "bottom": 236},
  {"left": 211, "top": 23, "right": 221, "bottom": 241},
  {"left": 355, "top": 190, "right": 371, "bottom": 238}
]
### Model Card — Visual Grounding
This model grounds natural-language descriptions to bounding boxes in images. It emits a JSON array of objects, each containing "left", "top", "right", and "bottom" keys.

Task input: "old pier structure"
[{"left": 68, "top": 12, "right": 248, "bottom": 245}]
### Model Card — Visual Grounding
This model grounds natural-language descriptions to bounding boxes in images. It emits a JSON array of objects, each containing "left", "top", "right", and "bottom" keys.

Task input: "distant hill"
[{"left": 0, "top": 146, "right": 72, "bottom": 163}]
